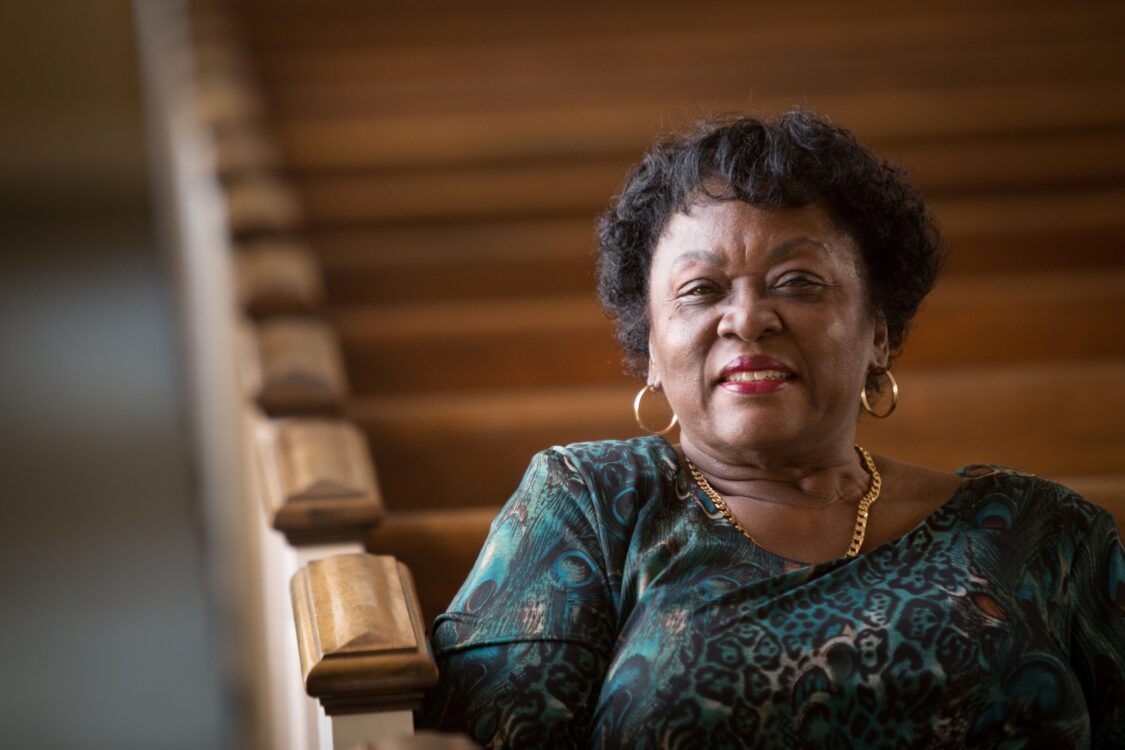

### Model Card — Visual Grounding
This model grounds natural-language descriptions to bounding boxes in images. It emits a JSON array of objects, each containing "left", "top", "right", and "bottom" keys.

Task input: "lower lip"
[{"left": 719, "top": 378, "right": 793, "bottom": 395}]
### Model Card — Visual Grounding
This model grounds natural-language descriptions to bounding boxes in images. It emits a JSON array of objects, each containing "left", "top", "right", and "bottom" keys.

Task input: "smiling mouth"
[{"left": 722, "top": 370, "right": 795, "bottom": 383}]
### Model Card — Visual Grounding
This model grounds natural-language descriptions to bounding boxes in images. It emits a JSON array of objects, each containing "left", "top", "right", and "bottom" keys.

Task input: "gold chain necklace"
[{"left": 685, "top": 446, "right": 882, "bottom": 559}]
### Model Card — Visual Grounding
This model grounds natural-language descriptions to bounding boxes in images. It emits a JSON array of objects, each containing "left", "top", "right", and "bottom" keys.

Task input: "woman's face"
[{"left": 646, "top": 198, "right": 888, "bottom": 464}]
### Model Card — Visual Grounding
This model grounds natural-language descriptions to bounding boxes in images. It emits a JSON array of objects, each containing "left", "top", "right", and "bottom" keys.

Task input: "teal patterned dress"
[{"left": 420, "top": 437, "right": 1125, "bottom": 749}]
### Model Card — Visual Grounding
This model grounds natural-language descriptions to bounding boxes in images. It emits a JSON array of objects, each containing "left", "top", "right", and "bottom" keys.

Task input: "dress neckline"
[{"left": 651, "top": 436, "right": 978, "bottom": 568}]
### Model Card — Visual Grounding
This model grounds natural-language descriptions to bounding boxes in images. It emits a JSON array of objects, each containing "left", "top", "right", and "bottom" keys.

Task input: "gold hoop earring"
[
  {"left": 861, "top": 369, "right": 899, "bottom": 418},
  {"left": 634, "top": 384, "right": 678, "bottom": 435}
]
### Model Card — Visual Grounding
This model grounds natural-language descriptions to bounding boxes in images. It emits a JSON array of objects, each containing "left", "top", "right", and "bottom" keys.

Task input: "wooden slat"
[
  {"left": 896, "top": 269, "right": 1125, "bottom": 368},
  {"left": 314, "top": 217, "right": 596, "bottom": 306},
  {"left": 857, "top": 362, "right": 1125, "bottom": 477},
  {"left": 936, "top": 189, "right": 1125, "bottom": 274},
  {"left": 347, "top": 361, "right": 1125, "bottom": 511},
  {"left": 348, "top": 385, "right": 635, "bottom": 511},
  {"left": 332, "top": 297, "right": 626, "bottom": 395}
]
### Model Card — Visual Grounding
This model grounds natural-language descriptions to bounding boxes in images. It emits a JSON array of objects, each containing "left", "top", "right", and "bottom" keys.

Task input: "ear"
[
  {"left": 870, "top": 315, "right": 890, "bottom": 370},
  {"left": 646, "top": 332, "right": 663, "bottom": 389}
]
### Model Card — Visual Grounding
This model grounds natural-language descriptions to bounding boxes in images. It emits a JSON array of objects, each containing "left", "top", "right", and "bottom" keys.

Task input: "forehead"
[{"left": 652, "top": 199, "right": 858, "bottom": 270}]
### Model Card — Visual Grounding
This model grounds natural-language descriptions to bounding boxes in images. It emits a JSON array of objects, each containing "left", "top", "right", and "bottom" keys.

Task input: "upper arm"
[
  {"left": 421, "top": 449, "right": 618, "bottom": 745},
  {"left": 421, "top": 640, "right": 609, "bottom": 747},
  {"left": 1068, "top": 510, "right": 1125, "bottom": 746}
]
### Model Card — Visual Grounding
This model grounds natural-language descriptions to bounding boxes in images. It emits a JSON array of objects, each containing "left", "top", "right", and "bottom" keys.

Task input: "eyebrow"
[
  {"left": 671, "top": 237, "right": 831, "bottom": 268},
  {"left": 769, "top": 237, "right": 831, "bottom": 260},
  {"left": 670, "top": 249, "right": 722, "bottom": 268}
]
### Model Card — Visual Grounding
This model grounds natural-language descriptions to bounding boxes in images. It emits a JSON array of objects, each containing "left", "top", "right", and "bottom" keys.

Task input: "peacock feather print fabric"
[{"left": 421, "top": 437, "right": 1125, "bottom": 749}]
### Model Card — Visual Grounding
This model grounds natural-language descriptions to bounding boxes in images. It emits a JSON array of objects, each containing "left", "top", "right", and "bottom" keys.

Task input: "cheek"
[
  {"left": 652, "top": 311, "right": 709, "bottom": 373},
  {"left": 821, "top": 317, "right": 855, "bottom": 359},
  {"left": 814, "top": 314, "right": 876, "bottom": 387}
]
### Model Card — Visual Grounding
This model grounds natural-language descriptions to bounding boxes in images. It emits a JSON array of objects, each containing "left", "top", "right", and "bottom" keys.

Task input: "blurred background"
[
  {"left": 1, "top": 1, "right": 1122, "bottom": 748},
  {"left": 0, "top": 1, "right": 226, "bottom": 747}
]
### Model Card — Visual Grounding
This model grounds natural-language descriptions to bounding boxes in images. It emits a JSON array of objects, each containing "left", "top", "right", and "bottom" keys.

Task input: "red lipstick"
[{"left": 718, "top": 355, "right": 796, "bottom": 395}]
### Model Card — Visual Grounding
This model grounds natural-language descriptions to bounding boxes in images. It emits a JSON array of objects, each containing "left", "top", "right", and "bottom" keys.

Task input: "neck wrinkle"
[{"left": 677, "top": 435, "right": 872, "bottom": 509}]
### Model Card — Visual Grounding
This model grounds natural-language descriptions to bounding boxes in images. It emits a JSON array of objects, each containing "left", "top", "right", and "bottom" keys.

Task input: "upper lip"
[{"left": 719, "top": 355, "right": 795, "bottom": 381}]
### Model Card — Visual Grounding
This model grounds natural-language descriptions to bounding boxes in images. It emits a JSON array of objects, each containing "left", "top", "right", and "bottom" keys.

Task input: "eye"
[
  {"left": 677, "top": 280, "right": 722, "bottom": 299},
  {"left": 774, "top": 272, "right": 825, "bottom": 290}
]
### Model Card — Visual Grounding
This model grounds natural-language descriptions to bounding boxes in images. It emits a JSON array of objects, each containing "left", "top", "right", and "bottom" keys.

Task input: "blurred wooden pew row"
[
  {"left": 235, "top": 0, "right": 1114, "bottom": 50},
  {"left": 329, "top": 267, "right": 1125, "bottom": 396},
  {"left": 243, "top": 3, "right": 1123, "bottom": 109},
  {"left": 271, "top": 82, "right": 1125, "bottom": 173},
  {"left": 349, "top": 360, "right": 1125, "bottom": 515},
  {"left": 290, "top": 127, "right": 1125, "bottom": 225},
  {"left": 257, "top": 23, "right": 1122, "bottom": 102},
  {"left": 310, "top": 188, "right": 1125, "bottom": 307}
]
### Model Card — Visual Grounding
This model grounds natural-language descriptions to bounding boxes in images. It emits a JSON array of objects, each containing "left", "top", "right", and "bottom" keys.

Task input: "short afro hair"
[{"left": 596, "top": 111, "right": 945, "bottom": 383}]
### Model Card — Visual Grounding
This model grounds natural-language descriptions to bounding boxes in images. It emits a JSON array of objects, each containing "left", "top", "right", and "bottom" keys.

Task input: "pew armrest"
[
  {"left": 258, "top": 416, "right": 384, "bottom": 545},
  {"left": 291, "top": 553, "right": 438, "bottom": 715},
  {"left": 243, "top": 317, "right": 348, "bottom": 415}
]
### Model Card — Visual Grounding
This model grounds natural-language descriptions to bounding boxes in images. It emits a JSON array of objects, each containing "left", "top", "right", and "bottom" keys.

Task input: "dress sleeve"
[
  {"left": 418, "top": 448, "right": 618, "bottom": 746},
  {"left": 1067, "top": 509, "right": 1125, "bottom": 748}
]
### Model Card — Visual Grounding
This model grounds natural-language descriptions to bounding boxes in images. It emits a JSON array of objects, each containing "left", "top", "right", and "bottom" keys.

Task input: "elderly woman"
[{"left": 420, "top": 112, "right": 1125, "bottom": 748}]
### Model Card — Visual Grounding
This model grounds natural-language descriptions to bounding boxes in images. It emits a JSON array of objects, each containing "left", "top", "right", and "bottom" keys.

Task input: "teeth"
[{"left": 725, "top": 370, "right": 792, "bottom": 383}]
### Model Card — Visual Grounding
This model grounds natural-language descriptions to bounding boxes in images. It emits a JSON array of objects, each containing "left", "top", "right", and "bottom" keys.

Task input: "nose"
[{"left": 716, "top": 287, "right": 781, "bottom": 341}]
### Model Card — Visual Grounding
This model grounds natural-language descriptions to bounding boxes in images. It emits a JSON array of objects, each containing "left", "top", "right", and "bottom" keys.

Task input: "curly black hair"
[{"left": 596, "top": 111, "right": 945, "bottom": 387}]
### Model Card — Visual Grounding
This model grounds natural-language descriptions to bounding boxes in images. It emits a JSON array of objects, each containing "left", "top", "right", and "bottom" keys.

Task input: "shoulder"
[
  {"left": 528, "top": 436, "right": 681, "bottom": 546},
  {"left": 546, "top": 436, "right": 679, "bottom": 504},
  {"left": 955, "top": 464, "right": 1117, "bottom": 543},
  {"left": 490, "top": 437, "right": 680, "bottom": 546},
  {"left": 546, "top": 436, "right": 679, "bottom": 485}
]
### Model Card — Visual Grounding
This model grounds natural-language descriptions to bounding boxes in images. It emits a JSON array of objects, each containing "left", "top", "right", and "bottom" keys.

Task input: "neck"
[{"left": 677, "top": 434, "right": 872, "bottom": 509}]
